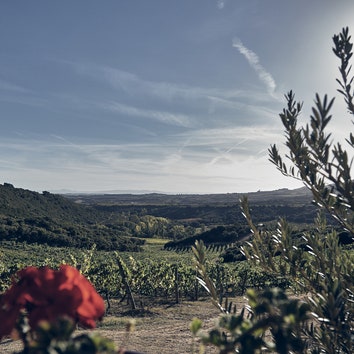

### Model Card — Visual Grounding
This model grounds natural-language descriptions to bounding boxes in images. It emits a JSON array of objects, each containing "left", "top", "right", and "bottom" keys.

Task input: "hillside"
[
  {"left": 0, "top": 183, "right": 143, "bottom": 251},
  {"left": 0, "top": 183, "right": 320, "bottom": 252},
  {"left": 0, "top": 183, "right": 96, "bottom": 222}
]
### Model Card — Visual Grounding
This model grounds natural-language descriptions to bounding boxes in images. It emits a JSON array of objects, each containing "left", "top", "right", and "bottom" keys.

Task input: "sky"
[{"left": 0, "top": 1, "right": 354, "bottom": 194}]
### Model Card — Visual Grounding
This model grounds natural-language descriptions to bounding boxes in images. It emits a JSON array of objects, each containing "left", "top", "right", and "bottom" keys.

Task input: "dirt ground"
[{"left": 0, "top": 297, "right": 247, "bottom": 354}]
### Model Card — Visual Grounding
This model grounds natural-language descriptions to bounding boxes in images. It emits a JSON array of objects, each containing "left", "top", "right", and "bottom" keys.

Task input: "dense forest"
[{"left": 0, "top": 183, "right": 143, "bottom": 251}]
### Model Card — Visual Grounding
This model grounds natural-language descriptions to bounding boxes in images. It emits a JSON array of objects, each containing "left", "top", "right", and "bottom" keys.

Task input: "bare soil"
[{"left": 0, "top": 297, "right": 247, "bottom": 354}]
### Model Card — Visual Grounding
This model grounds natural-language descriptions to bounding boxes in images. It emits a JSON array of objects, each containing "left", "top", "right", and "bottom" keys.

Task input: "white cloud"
[
  {"left": 177, "top": 125, "right": 282, "bottom": 148},
  {"left": 0, "top": 122, "right": 299, "bottom": 194},
  {"left": 71, "top": 62, "right": 277, "bottom": 107},
  {"left": 99, "top": 66, "right": 237, "bottom": 101},
  {"left": 232, "top": 38, "right": 277, "bottom": 96},
  {"left": 0, "top": 78, "right": 49, "bottom": 107},
  {"left": 68, "top": 62, "right": 284, "bottom": 130},
  {"left": 102, "top": 101, "right": 193, "bottom": 128}
]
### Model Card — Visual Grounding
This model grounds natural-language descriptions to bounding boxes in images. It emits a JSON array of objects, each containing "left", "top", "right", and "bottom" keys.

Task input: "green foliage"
[
  {"left": 192, "top": 241, "right": 309, "bottom": 352},
  {"left": 192, "top": 240, "right": 224, "bottom": 311},
  {"left": 0, "top": 184, "right": 148, "bottom": 251},
  {"left": 240, "top": 27, "right": 354, "bottom": 353},
  {"left": 14, "top": 314, "right": 117, "bottom": 354},
  {"left": 0, "top": 241, "right": 285, "bottom": 307},
  {"left": 92, "top": 194, "right": 317, "bottom": 226},
  {"left": 0, "top": 182, "right": 320, "bottom": 254},
  {"left": 164, "top": 224, "right": 249, "bottom": 250},
  {"left": 268, "top": 29, "right": 354, "bottom": 234},
  {"left": 199, "top": 288, "right": 310, "bottom": 354},
  {"left": 242, "top": 203, "right": 354, "bottom": 350},
  {"left": 193, "top": 26, "right": 354, "bottom": 353}
]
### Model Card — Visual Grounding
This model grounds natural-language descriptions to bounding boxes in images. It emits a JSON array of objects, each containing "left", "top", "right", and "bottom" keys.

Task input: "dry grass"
[{"left": 0, "top": 297, "right": 248, "bottom": 354}]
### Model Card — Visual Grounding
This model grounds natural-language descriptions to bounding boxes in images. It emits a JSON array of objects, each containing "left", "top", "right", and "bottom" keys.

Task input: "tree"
[
  {"left": 241, "top": 26, "right": 354, "bottom": 353},
  {"left": 195, "top": 27, "right": 354, "bottom": 353}
]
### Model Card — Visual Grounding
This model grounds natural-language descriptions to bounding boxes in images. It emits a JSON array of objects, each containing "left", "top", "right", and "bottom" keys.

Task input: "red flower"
[
  {"left": 0, "top": 265, "right": 105, "bottom": 340},
  {"left": 59, "top": 265, "right": 105, "bottom": 328}
]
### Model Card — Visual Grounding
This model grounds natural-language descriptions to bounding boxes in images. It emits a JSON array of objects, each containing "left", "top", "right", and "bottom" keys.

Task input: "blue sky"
[{"left": 0, "top": 1, "right": 354, "bottom": 194}]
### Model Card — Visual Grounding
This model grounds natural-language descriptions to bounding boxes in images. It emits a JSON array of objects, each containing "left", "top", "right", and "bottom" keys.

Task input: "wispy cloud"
[
  {"left": 177, "top": 126, "right": 282, "bottom": 147},
  {"left": 70, "top": 62, "right": 276, "bottom": 106},
  {"left": 0, "top": 78, "right": 47, "bottom": 107},
  {"left": 102, "top": 101, "right": 193, "bottom": 128},
  {"left": 0, "top": 94, "right": 47, "bottom": 107},
  {"left": 98, "top": 65, "right": 239, "bottom": 101},
  {"left": 0, "top": 79, "right": 29, "bottom": 93},
  {"left": 0, "top": 121, "right": 294, "bottom": 194},
  {"left": 66, "top": 61, "right": 282, "bottom": 129},
  {"left": 207, "top": 138, "right": 249, "bottom": 166},
  {"left": 232, "top": 38, "right": 277, "bottom": 96}
]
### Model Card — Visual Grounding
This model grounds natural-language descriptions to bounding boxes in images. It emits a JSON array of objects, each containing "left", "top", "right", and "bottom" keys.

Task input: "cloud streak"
[
  {"left": 232, "top": 38, "right": 277, "bottom": 96},
  {"left": 102, "top": 101, "right": 193, "bottom": 128},
  {"left": 71, "top": 62, "right": 277, "bottom": 106},
  {"left": 0, "top": 79, "right": 30, "bottom": 93},
  {"left": 0, "top": 78, "right": 47, "bottom": 107},
  {"left": 0, "top": 120, "right": 297, "bottom": 194},
  {"left": 65, "top": 61, "right": 282, "bottom": 130}
]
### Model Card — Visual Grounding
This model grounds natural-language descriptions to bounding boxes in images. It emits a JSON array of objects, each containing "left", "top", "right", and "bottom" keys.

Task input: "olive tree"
[{"left": 194, "top": 27, "right": 354, "bottom": 353}]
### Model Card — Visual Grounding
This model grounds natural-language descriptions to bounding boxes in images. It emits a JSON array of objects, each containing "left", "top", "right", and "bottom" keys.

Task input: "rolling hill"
[
  {"left": 0, "top": 183, "right": 320, "bottom": 252},
  {"left": 0, "top": 183, "right": 143, "bottom": 251}
]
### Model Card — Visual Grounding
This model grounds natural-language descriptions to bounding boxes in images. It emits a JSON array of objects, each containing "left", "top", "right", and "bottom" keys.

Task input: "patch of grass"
[
  {"left": 143, "top": 238, "right": 169, "bottom": 245},
  {"left": 99, "top": 316, "right": 140, "bottom": 330}
]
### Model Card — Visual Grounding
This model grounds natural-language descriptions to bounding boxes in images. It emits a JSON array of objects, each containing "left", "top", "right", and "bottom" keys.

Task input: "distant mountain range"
[
  {"left": 49, "top": 188, "right": 167, "bottom": 195},
  {"left": 0, "top": 181, "right": 313, "bottom": 207},
  {"left": 50, "top": 186, "right": 312, "bottom": 199},
  {"left": 62, "top": 186, "right": 313, "bottom": 206}
]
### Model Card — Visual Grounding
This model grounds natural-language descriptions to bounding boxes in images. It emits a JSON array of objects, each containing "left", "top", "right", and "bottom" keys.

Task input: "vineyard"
[{"left": 0, "top": 241, "right": 289, "bottom": 308}]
